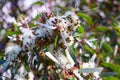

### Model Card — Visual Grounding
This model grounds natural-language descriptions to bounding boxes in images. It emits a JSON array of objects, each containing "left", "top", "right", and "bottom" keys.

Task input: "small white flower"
[
  {"left": 105, "top": 37, "right": 110, "bottom": 42},
  {"left": 65, "top": 11, "right": 81, "bottom": 30},
  {"left": 5, "top": 43, "right": 21, "bottom": 60},
  {"left": 2, "top": 69, "right": 11, "bottom": 80},
  {"left": 28, "top": 71, "right": 34, "bottom": 80},
  {"left": 93, "top": 71, "right": 100, "bottom": 79},
  {"left": 82, "top": 62, "right": 95, "bottom": 76},
  {"left": 84, "top": 53, "right": 90, "bottom": 57},
  {"left": 2, "top": 1, "right": 12, "bottom": 15},
  {"left": 54, "top": 49, "right": 73, "bottom": 69},
  {"left": 47, "top": 17, "right": 57, "bottom": 26},
  {"left": 0, "top": 29, "right": 6, "bottom": 40},
  {"left": 7, "top": 35, "right": 17, "bottom": 41},
  {"left": 106, "top": 56, "right": 110, "bottom": 63},
  {"left": 35, "top": 27, "right": 53, "bottom": 37},
  {"left": 60, "top": 30, "right": 74, "bottom": 46},
  {"left": 14, "top": 75, "right": 26, "bottom": 80},
  {"left": 73, "top": 69, "right": 83, "bottom": 80},
  {"left": 57, "top": 16, "right": 70, "bottom": 29},
  {"left": 114, "top": 45, "right": 118, "bottom": 56},
  {"left": 82, "top": 62, "right": 95, "bottom": 69},
  {"left": 20, "top": 27, "right": 36, "bottom": 50},
  {"left": 74, "top": 42, "right": 79, "bottom": 49},
  {"left": 81, "top": 54, "right": 103, "bottom": 79},
  {"left": 17, "top": 0, "right": 36, "bottom": 11},
  {"left": 3, "top": 15, "right": 16, "bottom": 24},
  {"left": 14, "top": 65, "right": 27, "bottom": 80}
]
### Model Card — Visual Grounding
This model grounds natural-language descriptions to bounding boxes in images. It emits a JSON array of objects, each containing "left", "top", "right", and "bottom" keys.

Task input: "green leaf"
[
  {"left": 100, "top": 72, "right": 117, "bottom": 77},
  {"left": 25, "top": 64, "right": 30, "bottom": 72},
  {"left": 54, "top": 35, "right": 59, "bottom": 47},
  {"left": 0, "top": 51, "right": 5, "bottom": 59},
  {"left": 102, "top": 63, "right": 120, "bottom": 75},
  {"left": 5, "top": 31, "right": 21, "bottom": 36},
  {"left": 77, "top": 25, "right": 85, "bottom": 34},
  {"left": 70, "top": 77, "right": 75, "bottom": 80},
  {"left": 88, "top": 77, "right": 93, "bottom": 80},
  {"left": 83, "top": 45, "right": 95, "bottom": 54},
  {"left": 77, "top": 12, "right": 93, "bottom": 25},
  {"left": 29, "top": 22, "right": 36, "bottom": 28},
  {"left": 103, "top": 76, "right": 119, "bottom": 80},
  {"left": 94, "top": 26, "right": 109, "bottom": 32},
  {"left": 13, "top": 24, "right": 19, "bottom": 31},
  {"left": 113, "top": 27, "right": 120, "bottom": 31},
  {"left": 112, "top": 19, "right": 119, "bottom": 27},
  {"left": 20, "top": 14, "right": 25, "bottom": 19},
  {"left": 68, "top": 47, "right": 77, "bottom": 63},
  {"left": 32, "top": 1, "right": 44, "bottom": 6},
  {"left": 102, "top": 42, "right": 113, "bottom": 53}
]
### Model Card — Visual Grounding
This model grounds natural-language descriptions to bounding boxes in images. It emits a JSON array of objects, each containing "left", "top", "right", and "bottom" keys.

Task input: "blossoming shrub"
[{"left": 0, "top": 0, "right": 120, "bottom": 80}]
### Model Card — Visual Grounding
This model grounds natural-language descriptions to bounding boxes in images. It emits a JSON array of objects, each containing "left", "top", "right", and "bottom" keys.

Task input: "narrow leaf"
[
  {"left": 77, "top": 26, "right": 85, "bottom": 34},
  {"left": 77, "top": 12, "right": 93, "bottom": 25},
  {"left": 100, "top": 72, "right": 117, "bottom": 77},
  {"left": 103, "top": 76, "right": 119, "bottom": 80},
  {"left": 0, "top": 60, "right": 6, "bottom": 65},
  {"left": 102, "top": 42, "right": 113, "bottom": 53},
  {"left": 65, "top": 48, "right": 75, "bottom": 66},
  {"left": 79, "top": 67, "right": 103, "bottom": 73},
  {"left": 45, "top": 52, "right": 60, "bottom": 64},
  {"left": 54, "top": 35, "right": 58, "bottom": 47},
  {"left": 2, "top": 61, "right": 10, "bottom": 74},
  {"left": 94, "top": 26, "right": 109, "bottom": 32},
  {"left": 32, "top": 1, "right": 44, "bottom": 6},
  {"left": 102, "top": 63, "right": 120, "bottom": 75},
  {"left": 6, "top": 31, "right": 21, "bottom": 36},
  {"left": 68, "top": 47, "right": 77, "bottom": 64},
  {"left": 83, "top": 45, "right": 95, "bottom": 54},
  {"left": 29, "top": 22, "right": 36, "bottom": 28}
]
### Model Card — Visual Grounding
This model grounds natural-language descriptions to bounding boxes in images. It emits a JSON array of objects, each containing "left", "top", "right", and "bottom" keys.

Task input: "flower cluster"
[{"left": 1, "top": 10, "right": 103, "bottom": 80}]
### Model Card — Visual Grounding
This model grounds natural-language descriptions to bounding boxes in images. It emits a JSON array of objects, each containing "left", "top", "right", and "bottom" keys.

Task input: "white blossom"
[
  {"left": 14, "top": 65, "right": 27, "bottom": 80},
  {"left": 73, "top": 69, "right": 83, "bottom": 80},
  {"left": 54, "top": 49, "right": 73, "bottom": 69},
  {"left": 65, "top": 11, "right": 81, "bottom": 30},
  {"left": 0, "top": 29, "right": 6, "bottom": 40},
  {"left": 20, "top": 27, "right": 36, "bottom": 50},
  {"left": 114, "top": 45, "right": 118, "bottom": 56},
  {"left": 5, "top": 43, "right": 21, "bottom": 60},
  {"left": 7, "top": 35, "right": 17, "bottom": 41},
  {"left": 93, "top": 71, "right": 100, "bottom": 79},
  {"left": 3, "top": 15, "right": 16, "bottom": 24},
  {"left": 2, "top": 1, "right": 12, "bottom": 15},
  {"left": 81, "top": 54, "right": 103, "bottom": 79},
  {"left": 17, "top": 0, "right": 38, "bottom": 11},
  {"left": 106, "top": 56, "right": 110, "bottom": 63},
  {"left": 2, "top": 69, "right": 12, "bottom": 80},
  {"left": 28, "top": 71, "right": 34, "bottom": 80}
]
